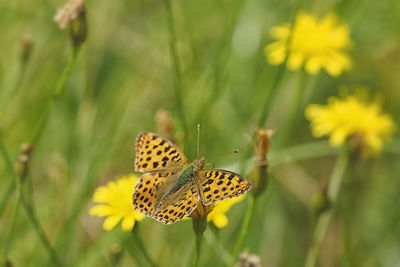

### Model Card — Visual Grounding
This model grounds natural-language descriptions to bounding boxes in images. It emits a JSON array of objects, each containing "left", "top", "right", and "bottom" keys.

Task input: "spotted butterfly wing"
[
  {"left": 132, "top": 171, "right": 178, "bottom": 217},
  {"left": 196, "top": 169, "right": 251, "bottom": 205},
  {"left": 152, "top": 183, "right": 199, "bottom": 224},
  {"left": 135, "top": 132, "right": 188, "bottom": 172},
  {"left": 133, "top": 171, "right": 199, "bottom": 224}
]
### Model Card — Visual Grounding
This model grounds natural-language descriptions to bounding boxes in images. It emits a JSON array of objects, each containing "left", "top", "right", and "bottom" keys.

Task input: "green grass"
[{"left": 1, "top": 0, "right": 400, "bottom": 266}]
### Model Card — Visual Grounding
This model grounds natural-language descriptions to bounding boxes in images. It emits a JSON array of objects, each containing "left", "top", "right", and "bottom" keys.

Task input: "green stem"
[
  {"left": 163, "top": 0, "right": 188, "bottom": 141},
  {"left": 257, "top": 63, "right": 287, "bottom": 127},
  {"left": 240, "top": 1, "right": 303, "bottom": 173},
  {"left": 193, "top": 232, "right": 203, "bottom": 267},
  {"left": 276, "top": 69, "right": 308, "bottom": 148},
  {"left": 0, "top": 60, "right": 28, "bottom": 113},
  {"left": 231, "top": 194, "right": 256, "bottom": 265},
  {"left": 192, "top": 215, "right": 206, "bottom": 267},
  {"left": 33, "top": 46, "right": 79, "bottom": 145},
  {"left": 0, "top": 45, "right": 80, "bottom": 229},
  {"left": 55, "top": 88, "right": 133, "bottom": 254},
  {"left": 0, "top": 140, "right": 22, "bottom": 263},
  {"left": 21, "top": 199, "right": 62, "bottom": 266},
  {"left": 203, "top": 230, "right": 232, "bottom": 265},
  {"left": 257, "top": 0, "right": 302, "bottom": 127},
  {"left": 342, "top": 202, "right": 352, "bottom": 267},
  {"left": 132, "top": 227, "right": 158, "bottom": 267},
  {"left": 0, "top": 45, "right": 79, "bottom": 266},
  {"left": 0, "top": 140, "right": 61, "bottom": 266},
  {"left": 0, "top": 181, "right": 15, "bottom": 219},
  {"left": 341, "top": 159, "right": 354, "bottom": 267},
  {"left": 304, "top": 148, "right": 349, "bottom": 267}
]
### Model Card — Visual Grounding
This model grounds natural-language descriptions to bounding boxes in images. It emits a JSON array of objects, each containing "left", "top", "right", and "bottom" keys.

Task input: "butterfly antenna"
[
  {"left": 197, "top": 124, "right": 201, "bottom": 158},
  {"left": 206, "top": 149, "right": 239, "bottom": 162}
]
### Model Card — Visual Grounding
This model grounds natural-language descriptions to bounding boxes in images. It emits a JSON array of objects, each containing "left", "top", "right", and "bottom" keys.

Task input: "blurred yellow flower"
[
  {"left": 207, "top": 195, "right": 246, "bottom": 228},
  {"left": 90, "top": 174, "right": 145, "bottom": 231},
  {"left": 264, "top": 11, "right": 352, "bottom": 76},
  {"left": 189, "top": 195, "right": 246, "bottom": 228},
  {"left": 305, "top": 90, "right": 396, "bottom": 156}
]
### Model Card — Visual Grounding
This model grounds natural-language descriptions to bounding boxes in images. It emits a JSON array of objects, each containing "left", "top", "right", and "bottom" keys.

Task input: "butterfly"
[{"left": 132, "top": 132, "right": 252, "bottom": 224}]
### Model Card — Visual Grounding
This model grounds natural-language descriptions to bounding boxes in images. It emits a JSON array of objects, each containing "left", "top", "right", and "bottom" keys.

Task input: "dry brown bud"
[
  {"left": 20, "top": 36, "right": 34, "bottom": 63},
  {"left": 255, "top": 129, "right": 275, "bottom": 165},
  {"left": 54, "top": 0, "right": 87, "bottom": 47},
  {"left": 249, "top": 128, "right": 275, "bottom": 196},
  {"left": 20, "top": 142, "right": 34, "bottom": 155},
  {"left": 16, "top": 154, "right": 29, "bottom": 178},
  {"left": 235, "top": 251, "right": 262, "bottom": 267},
  {"left": 155, "top": 109, "right": 176, "bottom": 143},
  {"left": 54, "top": 0, "right": 85, "bottom": 29}
]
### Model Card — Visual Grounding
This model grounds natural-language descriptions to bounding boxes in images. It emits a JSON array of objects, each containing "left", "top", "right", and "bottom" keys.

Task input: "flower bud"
[
  {"left": 54, "top": 0, "right": 87, "bottom": 48},
  {"left": 20, "top": 36, "right": 34, "bottom": 63},
  {"left": 190, "top": 202, "right": 211, "bottom": 235},
  {"left": 235, "top": 251, "right": 262, "bottom": 267},
  {"left": 249, "top": 129, "right": 274, "bottom": 196},
  {"left": 15, "top": 154, "right": 29, "bottom": 179},
  {"left": 109, "top": 243, "right": 122, "bottom": 264},
  {"left": 155, "top": 109, "right": 176, "bottom": 143},
  {"left": 20, "top": 142, "right": 34, "bottom": 155},
  {"left": 311, "top": 182, "right": 331, "bottom": 217}
]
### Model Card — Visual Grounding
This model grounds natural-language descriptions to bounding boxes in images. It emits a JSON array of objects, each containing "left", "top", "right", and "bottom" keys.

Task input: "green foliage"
[{"left": 0, "top": 0, "right": 399, "bottom": 266}]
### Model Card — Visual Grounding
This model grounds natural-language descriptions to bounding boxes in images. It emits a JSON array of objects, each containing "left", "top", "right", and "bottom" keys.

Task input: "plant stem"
[
  {"left": 191, "top": 214, "right": 206, "bottom": 267},
  {"left": 240, "top": 1, "right": 303, "bottom": 173},
  {"left": 163, "top": 0, "right": 188, "bottom": 141},
  {"left": 257, "top": 0, "right": 302, "bottom": 128},
  {"left": 21, "top": 200, "right": 62, "bottom": 266},
  {"left": 0, "top": 139, "right": 61, "bottom": 266},
  {"left": 0, "top": 45, "right": 79, "bottom": 265},
  {"left": 0, "top": 181, "right": 15, "bottom": 219},
  {"left": 304, "top": 148, "right": 349, "bottom": 267},
  {"left": 341, "top": 159, "right": 354, "bottom": 267},
  {"left": 276, "top": 69, "right": 308, "bottom": 148},
  {"left": 131, "top": 227, "right": 158, "bottom": 267},
  {"left": 0, "top": 139, "right": 22, "bottom": 263},
  {"left": 0, "top": 45, "right": 80, "bottom": 229},
  {"left": 33, "top": 46, "right": 79, "bottom": 144},
  {"left": 231, "top": 194, "right": 256, "bottom": 265},
  {"left": 193, "top": 232, "right": 203, "bottom": 267}
]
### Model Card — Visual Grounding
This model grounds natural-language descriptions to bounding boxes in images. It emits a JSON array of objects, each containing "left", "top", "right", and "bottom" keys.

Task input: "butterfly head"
[{"left": 193, "top": 157, "right": 206, "bottom": 171}]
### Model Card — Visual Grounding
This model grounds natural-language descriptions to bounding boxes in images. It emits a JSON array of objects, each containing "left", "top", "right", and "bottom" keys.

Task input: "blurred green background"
[{"left": 1, "top": 0, "right": 400, "bottom": 266}]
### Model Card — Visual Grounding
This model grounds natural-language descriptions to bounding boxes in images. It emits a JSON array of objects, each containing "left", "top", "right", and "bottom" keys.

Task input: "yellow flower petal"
[
  {"left": 264, "top": 43, "right": 286, "bottom": 65},
  {"left": 212, "top": 214, "right": 228, "bottom": 228},
  {"left": 287, "top": 52, "right": 304, "bottom": 70},
  {"left": 270, "top": 25, "right": 290, "bottom": 39},
  {"left": 207, "top": 195, "right": 245, "bottom": 228},
  {"left": 330, "top": 129, "right": 348, "bottom": 146},
  {"left": 305, "top": 56, "right": 322, "bottom": 75},
  {"left": 121, "top": 215, "right": 136, "bottom": 231},
  {"left": 103, "top": 215, "right": 121, "bottom": 231},
  {"left": 89, "top": 205, "right": 114, "bottom": 217}
]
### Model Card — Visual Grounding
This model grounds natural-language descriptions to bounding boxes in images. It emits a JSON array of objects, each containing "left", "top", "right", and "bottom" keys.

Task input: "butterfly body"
[{"left": 133, "top": 132, "right": 251, "bottom": 224}]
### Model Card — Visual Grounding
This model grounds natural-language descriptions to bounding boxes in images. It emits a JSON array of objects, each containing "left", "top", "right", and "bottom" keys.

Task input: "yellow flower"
[
  {"left": 305, "top": 90, "right": 396, "bottom": 156},
  {"left": 264, "top": 11, "right": 352, "bottom": 76},
  {"left": 207, "top": 195, "right": 246, "bottom": 228},
  {"left": 90, "top": 174, "right": 145, "bottom": 231},
  {"left": 189, "top": 195, "right": 246, "bottom": 228}
]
